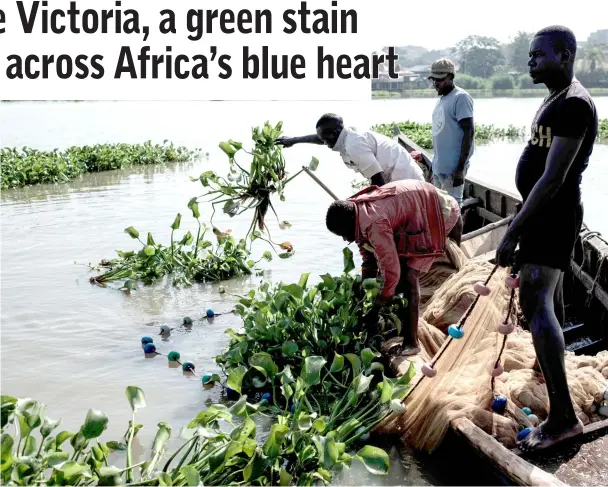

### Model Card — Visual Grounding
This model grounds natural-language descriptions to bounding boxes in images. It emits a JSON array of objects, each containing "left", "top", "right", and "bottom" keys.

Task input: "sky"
[{"left": 366, "top": 0, "right": 607, "bottom": 51}]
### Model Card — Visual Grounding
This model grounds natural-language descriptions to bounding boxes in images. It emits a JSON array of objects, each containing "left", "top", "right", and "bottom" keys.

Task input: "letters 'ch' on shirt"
[
  {"left": 516, "top": 81, "right": 598, "bottom": 210},
  {"left": 332, "top": 127, "right": 424, "bottom": 182}
]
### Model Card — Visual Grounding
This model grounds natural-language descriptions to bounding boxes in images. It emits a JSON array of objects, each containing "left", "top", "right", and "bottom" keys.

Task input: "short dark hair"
[
  {"left": 326, "top": 200, "right": 354, "bottom": 236},
  {"left": 535, "top": 25, "right": 577, "bottom": 59},
  {"left": 316, "top": 113, "right": 343, "bottom": 130}
]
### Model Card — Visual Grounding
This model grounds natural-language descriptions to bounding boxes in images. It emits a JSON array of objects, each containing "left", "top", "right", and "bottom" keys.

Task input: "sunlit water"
[{"left": 1, "top": 98, "right": 607, "bottom": 485}]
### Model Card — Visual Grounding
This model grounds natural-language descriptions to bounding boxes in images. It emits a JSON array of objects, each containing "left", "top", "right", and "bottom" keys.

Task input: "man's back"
[{"left": 338, "top": 128, "right": 424, "bottom": 182}]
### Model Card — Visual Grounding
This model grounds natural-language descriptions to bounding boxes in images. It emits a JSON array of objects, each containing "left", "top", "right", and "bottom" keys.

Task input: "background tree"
[
  {"left": 584, "top": 46, "right": 606, "bottom": 72},
  {"left": 456, "top": 35, "right": 505, "bottom": 78},
  {"left": 505, "top": 31, "right": 534, "bottom": 73}
]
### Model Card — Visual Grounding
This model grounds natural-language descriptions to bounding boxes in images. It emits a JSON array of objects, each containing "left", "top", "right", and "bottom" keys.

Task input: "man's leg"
[
  {"left": 518, "top": 263, "right": 583, "bottom": 451},
  {"left": 395, "top": 262, "right": 421, "bottom": 356},
  {"left": 554, "top": 271, "right": 565, "bottom": 327},
  {"left": 447, "top": 215, "right": 463, "bottom": 247}
]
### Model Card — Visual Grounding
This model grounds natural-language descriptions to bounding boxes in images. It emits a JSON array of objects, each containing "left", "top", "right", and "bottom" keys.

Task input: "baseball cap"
[{"left": 428, "top": 59, "right": 455, "bottom": 79}]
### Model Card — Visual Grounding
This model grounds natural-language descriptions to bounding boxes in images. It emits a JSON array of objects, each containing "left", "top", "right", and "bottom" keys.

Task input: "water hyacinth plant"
[
  {"left": 0, "top": 141, "right": 205, "bottom": 190},
  {"left": 371, "top": 121, "right": 526, "bottom": 150},
  {"left": 1, "top": 380, "right": 405, "bottom": 486},
  {"left": 88, "top": 201, "right": 266, "bottom": 289},
  {"left": 188, "top": 121, "right": 319, "bottom": 255}
]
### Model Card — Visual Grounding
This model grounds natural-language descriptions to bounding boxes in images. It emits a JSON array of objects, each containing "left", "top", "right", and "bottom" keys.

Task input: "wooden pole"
[{"left": 302, "top": 166, "right": 340, "bottom": 201}]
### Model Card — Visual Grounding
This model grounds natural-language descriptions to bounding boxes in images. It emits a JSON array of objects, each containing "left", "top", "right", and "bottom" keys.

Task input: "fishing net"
[{"left": 377, "top": 239, "right": 608, "bottom": 452}]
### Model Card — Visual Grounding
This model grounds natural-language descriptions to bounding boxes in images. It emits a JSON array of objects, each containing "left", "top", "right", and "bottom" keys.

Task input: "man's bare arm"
[
  {"left": 508, "top": 136, "right": 583, "bottom": 238},
  {"left": 370, "top": 171, "right": 386, "bottom": 187},
  {"left": 276, "top": 134, "right": 324, "bottom": 147},
  {"left": 453, "top": 117, "right": 474, "bottom": 186}
]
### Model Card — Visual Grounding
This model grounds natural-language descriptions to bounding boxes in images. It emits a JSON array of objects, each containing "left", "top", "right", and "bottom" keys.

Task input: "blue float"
[
  {"left": 517, "top": 427, "right": 533, "bottom": 441},
  {"left": 262, "top": 393, "right": 272, "bottom": 401},
  {"left": 448, "top": 324, "right": 464, "bottom": 339},
  {"left": 491, "top": 395, "right": 508, "bottom": 414},
  {"left": 522, "top": 407, "right": 533, "bottom": 415},
  {"left": 141, "top": 336, "right": 154, "bottom": 346},
  {"left": 182, "top": 362, "right": 195, "bottom": 372},
  {"left": 143, "top": 343, "right": 156, "bottom": 354},
  {"left": 206, "top": 309, "right": 215, "bottom": 318}
]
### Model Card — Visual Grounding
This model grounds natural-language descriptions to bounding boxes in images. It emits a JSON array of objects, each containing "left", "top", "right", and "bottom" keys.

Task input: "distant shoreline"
[{"left": 372, "top": 88, "right": 608, "bottom": 99}]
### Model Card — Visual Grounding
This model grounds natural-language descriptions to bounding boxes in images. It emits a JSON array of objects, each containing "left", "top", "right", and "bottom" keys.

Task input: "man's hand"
[
  {"left": 275, "top": 137, "right": 296, "bottom": 148},
  {"left": 410, "top": 151, "right": 423, "bottom": 162},
  {"left": 452, "top": 169, "right": 465, "bottom": 187},
  {"left": 496, "top": 231, "right": 519, "bottom": 268}
]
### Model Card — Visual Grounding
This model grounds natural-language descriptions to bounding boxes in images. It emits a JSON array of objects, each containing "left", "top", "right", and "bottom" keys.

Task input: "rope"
[
  {"left": 401, "top": 264, "right": 500, "bottom": 402},
  {"left": 490, "top": 288, "right": 516, "bottom": 394}
]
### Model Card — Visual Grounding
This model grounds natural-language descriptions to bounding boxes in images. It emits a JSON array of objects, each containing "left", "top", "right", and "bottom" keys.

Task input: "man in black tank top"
[{"left": 496, "top": 25, "right": 598, "bottom": 451}]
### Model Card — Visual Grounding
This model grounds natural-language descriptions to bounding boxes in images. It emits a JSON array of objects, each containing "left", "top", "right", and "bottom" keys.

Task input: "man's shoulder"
[
  {"left": 453, "top": 86, "right": 473, "bottom": 101},
  {"left": 564, "top": 82, "right": 596, "bottom": 111}
]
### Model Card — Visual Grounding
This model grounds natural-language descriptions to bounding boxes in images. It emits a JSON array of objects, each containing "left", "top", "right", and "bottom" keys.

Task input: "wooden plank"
[
  {"left": 450, "top": 417, "right": 567, "bottom": 487},
  {"left": 555, "top": 436, "right": 608, "bottom": 487},
  {"left": 477, "top": 207, "right": 505, "bottom": 223},
  {"left": 462, "top": 214, "right": 515, "bottom": 242},
  {"left": 571, "top": 260, "right": 608, "bottom": 309}
]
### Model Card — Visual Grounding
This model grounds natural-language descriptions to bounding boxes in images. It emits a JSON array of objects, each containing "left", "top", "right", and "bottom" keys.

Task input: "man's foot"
[
  {"left": 518, "top": 418, "right": 583, "bottom": 452},
  {"left": 398, "top": 344, "right": 421, "bottom": 357}
]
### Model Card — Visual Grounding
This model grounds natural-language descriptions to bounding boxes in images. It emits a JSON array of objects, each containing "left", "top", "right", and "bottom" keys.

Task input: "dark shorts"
[{"left": 517, "top": 202, "right": 583, "bottom": 272}]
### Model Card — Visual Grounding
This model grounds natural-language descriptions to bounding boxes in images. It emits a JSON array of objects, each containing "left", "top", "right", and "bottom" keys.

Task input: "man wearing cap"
[{"left": 412, "top": 59, "right": 475, "bottom": 205}]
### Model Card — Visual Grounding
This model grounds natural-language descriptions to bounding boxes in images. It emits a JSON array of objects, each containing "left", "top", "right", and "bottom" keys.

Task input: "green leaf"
[
  {"left": 278, "top": 252, "right": 293, "bottom": 259},
  {"left": 55, "top": 431, "right": 74, "bottom": 449},
  {"left": 125, "top": 386, "right": 146, "bottom": 412},
  {"left": 330, "top": 353, "right": 344, "bottom": 373},
  {"left": 228, "top": 139, "right": 243, "bottom": 150},
  {"left": 46, "top": 451, "right": 69, "bottom": 467},
  {"left": 249, "top": 353, "right": 279, "bottom": 378},
  {"left": 313, "top": 417, "right": 327, "bottom": 433},
  {"left": 283, "top": 284, "right": 304, "bottom": 299},
  {"left": 1, "top": 434, "right": 13, "bottom": 473},
  {"left": 219, "top": 141, "right": 237, "bottom": 158},
  {"left": 379, "top": 376, "right": 393, "bottom": 404},
  {"left": 355, "top": 374, "right": 373, "bottom": 396},
  {"left": 355, "top": 445, "right": 390, "bottom": 475},
  {"left": 298, "top": 272, "right": 310, "bottom": 289},
  {"left": 23, "top": 436, "right": 36, "bottom": 456},
  {"left": 243, "top": 449, "right": 268, "bottom": 482},
  {"left": 308, "top": 156, "right": 320, "bottom": 171},
  {"left": 281, "top": 341, "right": 298, "bottom": 357},
  {"left": 99, "top": 466, "right": 122, "bottom": 477},
  {"left": 362, "top": 278, "right": 380, "bottom": 290},
  {"left": 227, "top": 365, "right": 248, "bottom": 394},
  {"left": 297, "top": 413, "right": 317, "bottom": 431},
  {"left": 171, "top": 213, "right": 182, "bottom": 230},
  {"left": 343, "top": 247, "right": 355, "bottom": 274},
  {"left": 143, "top": 245, "right": 155, "bottom": 256},
  {"left": 231, "top": 417, "right": 256, "bottom": 441},
  {"left": 344, "top": 353, "right": 361, "bottom": 376},
  {"left": 105, "top": 441, "right": 126, "bottom": 451},
  {"left": 320, "top": 274, "right": 337, "bottom": 291},
  {"left": 301, "top": 356, "right": 327, "bottom": 387},
  {"left": 361, "top": 348, "right": 380, "bottom": 368},
  {"left": 396, "top": 362, "right": 416, "bottom": 386},
  {"left": 41, "top": 417, "right": 61, "bottom": 437},
  {"left": 279, "top": 467, "right": 293, "bottom": 486},
  {"left": 389, "top": 312, "right": 402, "bottom": 336},
  {"left": 263, "top": 423, "right": 289, "bottom": 459},
  {"left": 151, "top": 422, "right": 171, "bottom": 455},
  {"left": 188, "top": 199, "right": 200, "bottom": 219},
  {"left": 262, "top": 251, "right": 272, "bottom": 261},
  {"left": 124, "top": 226, "right": 139, "bottom": 239},
  {"left": 57, "top": 460, "right": 89, "bottom": 477},
  {"left": 81, "top": 409, "right": 109, "bottom": 439}
]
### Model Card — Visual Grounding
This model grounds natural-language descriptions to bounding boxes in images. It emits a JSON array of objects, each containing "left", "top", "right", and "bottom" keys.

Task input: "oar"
[{"left": 301, "top": 165, "right": 339, "bottom": 201}]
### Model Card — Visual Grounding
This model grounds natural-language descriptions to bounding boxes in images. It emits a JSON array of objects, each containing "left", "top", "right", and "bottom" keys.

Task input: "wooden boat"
[{"left": 388, "top": 127, "right": 608, "bottom": 486}]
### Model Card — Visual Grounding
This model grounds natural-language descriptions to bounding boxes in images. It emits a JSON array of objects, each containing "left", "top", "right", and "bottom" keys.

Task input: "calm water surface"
[{"left": 1, "top": 98, "right": 607, "bottom": 485}]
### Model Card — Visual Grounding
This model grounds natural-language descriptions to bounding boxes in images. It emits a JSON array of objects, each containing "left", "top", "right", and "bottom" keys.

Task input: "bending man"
[
  {"left": 277, "top": 113, "right": 424, "bottom": 186},
  {"left": 326, "top": 180, "right": 462, "bottom": 356},
  {"left": 496, "top": 25, "right": 598, "bottom": 451}
]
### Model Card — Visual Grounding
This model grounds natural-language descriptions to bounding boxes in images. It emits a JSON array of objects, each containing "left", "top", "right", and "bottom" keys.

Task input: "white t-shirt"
[{"left": 333, "top": 128, "right": 424, "bottom": 183}]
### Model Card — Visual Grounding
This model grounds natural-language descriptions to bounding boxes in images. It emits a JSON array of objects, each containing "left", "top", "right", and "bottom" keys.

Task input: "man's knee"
[{"left": 519, "top": 264, "right": 561, "bottom": 319}]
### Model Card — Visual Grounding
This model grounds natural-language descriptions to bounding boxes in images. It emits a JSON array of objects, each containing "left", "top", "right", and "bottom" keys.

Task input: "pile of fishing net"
[{"left": 377, "top": 240, "right": 608, "bottom": 451}]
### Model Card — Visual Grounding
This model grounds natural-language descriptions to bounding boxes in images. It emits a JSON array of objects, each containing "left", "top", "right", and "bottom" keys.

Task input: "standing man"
[
  {"left": 276, "top": 114, "right": 424, "bottom": 187},
  {"left": 325, "top": 180, "right": 462, "bottom": 356},
  {"left": 496, "top": 25, "right": 598, "bottom": 451},
  {"left": 412, "top": 59, "right": 475, "bottom": 205}
]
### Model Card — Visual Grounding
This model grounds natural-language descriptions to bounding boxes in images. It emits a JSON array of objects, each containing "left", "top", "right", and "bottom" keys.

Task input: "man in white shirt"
[{"left": 276, "top": 113, "right": 424, "bottom": 187}]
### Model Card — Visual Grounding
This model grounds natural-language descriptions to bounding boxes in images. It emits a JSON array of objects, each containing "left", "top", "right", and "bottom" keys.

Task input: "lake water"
[{"left": 1, "top": 97, "right": 607, "bottom": 485}]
